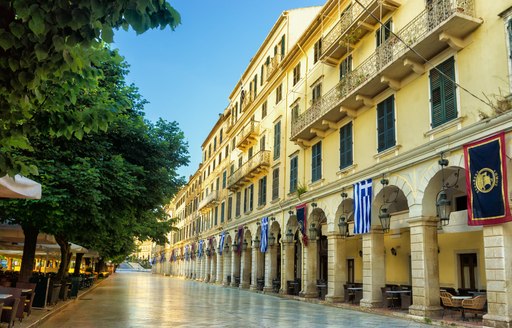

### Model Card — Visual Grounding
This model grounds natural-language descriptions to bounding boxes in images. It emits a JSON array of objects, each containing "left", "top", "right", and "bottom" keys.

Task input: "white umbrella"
[{"left": 0, "top": 175, "right": 41, "bottom": 199}]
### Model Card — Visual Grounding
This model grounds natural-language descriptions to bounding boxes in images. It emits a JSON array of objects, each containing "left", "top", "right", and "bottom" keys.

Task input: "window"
[
  {"left": 312, "top": 82, "right": 322, "bottom": 104},
  {"left": 225, "top": 145, "right": 229, "bottom": 158},
  {"left": 208, "top": 144, "right": 211, "bottom": 158},
  {"left": 244, "top": 184, "right": 254, "bottom": 213},
  {"left": 218, "top": 153, "right": 222, "bottom": 164},
  {"left": 293, "top": 62, "right": 301, "bottom": 85},
  {"left": 258, "top": 176, "right": 267, "bottom": 206},
  {"left": 261, "top": 101, "right": 267, "bottom": 119},
  {"left": 219, "top": 129, "right": 223, "bottom": 143},
  {"left": 253, "top": 74, "right": 258, "bottom": 97},
  {"left": 273, "top": 121, "right": 281, "bottom": 160},
  {"left": 227, "top": 196, "right": 233, "bottom": 220},
  {"left": 260, "top": 135, "right": 266, "bottom": 151},
  {"left": 261, "top": 64, "right": 265, "bottom": 86},
  {"left": 312, "top": 141, "right": 322, "bottom": 182},
  {"left": 340, "top": 55, "right": 352, "bottom": 80},
  {"left": 275, "top": 83, "right": 283, "bottom": 104},
  {"left": 213, "top": 136, "right": 217, "bottom": 151},
  {"left": 235, "top": 191, "right": 241, "bottom": 217},
  {"left": 238, "top": 157, "right": 243, "bottom": 168},
  {"left": 376, "top": 19, "right": 392, "bottom": 47},
  {"left": 377, "top": 95, "right": 396, "bottom": 152},
  {"left": 339, "top": 122, "right": 353, "bottom": 169},
  {"left": 430, "top": 57, "right": 457, "bottom": 128},
  {"left": 231, "top": 138, "right": 236, "bottom": 150},
  {"left": 230, "top": 164, "right": 234, "bottom": 175},
  {"left": 222, "top": 170, "right": 227, "bottom": 189},
  {"left": 214, "top": 206, "right": 218, "bottom": 226},
  {"left": 220, "top": 202, "right": 225, "bottom": 223},
  {"left": 314, "top": 39, "right": 322, "bottom": 63},
  {"left": 280, "top": 34, "right": 285, "bottom": 58},
  {"left": 248, "top": 146, "right": 253, "bottom": 158},
  {"left": 272, "top": 168, "right": 279, "bottom": 200},
  {"left": 291, "top": 104, "right": 299, "bottom": 122},
  {"left": 216, "top": 177, "right": 220, "bottom": 191},
  {"left": 507, "top": 18, "right": 512, "bottom": 89},
  {"left": 290, "top": 156, "right": 298, "bottom": 193}
]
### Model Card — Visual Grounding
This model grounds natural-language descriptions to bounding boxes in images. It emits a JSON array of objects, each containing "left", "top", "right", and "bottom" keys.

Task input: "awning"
[{"left": 0, "top": 175, "right": 41, "bottom": 199}]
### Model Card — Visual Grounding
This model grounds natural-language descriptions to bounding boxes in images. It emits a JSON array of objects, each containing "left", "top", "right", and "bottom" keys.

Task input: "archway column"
[
  {"left": 250, "top": 244, "right": 261, "bottom": 290},
  {"left": 483, "top": 222, "right": 512, "bottom": 328},
  {"left": 325, "top": 233, "right": 346, "bottom": 303},
  {"left": 223, "top": 250, "right": 232, "bottom": 286},
  {"left": 281, "top": 240, "right": 294, "bottom": 294},
  {"left": 240, "top": 247, "right": 251, "bottom": 289},
  {"left": 263, "top": 244, "right": 278, "bottom": 292},
  {"left": 203, "top": 256, "right": 209, "bottom": 282},
  {"left": 210, "top": 255, "right": 216, "bottom": 283},
  {"left": 301, "top": 240, "right": 318, "bottom": 298},
  {"left": 216, "top": 252, "right": 224, "bottom": 284},
  {"left": 230, "top": 250, "right": 240, "bottom": 287},
  {"left": 408, "top": 216, "right": 442, "bottom": 317},
  {"left": 360, "top": 227, "right": 385, "bottom": 308}
]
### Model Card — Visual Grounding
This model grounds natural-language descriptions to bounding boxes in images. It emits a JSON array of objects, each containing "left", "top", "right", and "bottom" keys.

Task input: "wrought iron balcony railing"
[
  {"left": 292, "top": 0, "right": 480, "bottom": 141},
  {"left": 321, "top": 0, "right": 399, "bottom": 65},
  {"left": 198, "top": 190, "right": 220, "bottom": 211},
  {"left": 236, "top": 120, "right": 260, "bottom": 151},
  {"left": 266, "top": 55, "right": 281, "bottom": 81},
  {"left": 227, "top": 150, "right": 271, "bottom": 191}
]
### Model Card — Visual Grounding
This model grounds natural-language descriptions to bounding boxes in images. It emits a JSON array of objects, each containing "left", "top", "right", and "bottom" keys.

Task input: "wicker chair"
[
  {"left": 462, "top": 295, "right": 487, "bottom": 319},
  {"left": 440, "top": 291, "right": 462, "bottom": 318}
]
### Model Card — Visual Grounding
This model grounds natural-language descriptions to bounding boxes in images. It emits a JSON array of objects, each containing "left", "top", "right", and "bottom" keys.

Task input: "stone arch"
[{"left": 244, "top": 229, "right": 253, "bottom": 249}]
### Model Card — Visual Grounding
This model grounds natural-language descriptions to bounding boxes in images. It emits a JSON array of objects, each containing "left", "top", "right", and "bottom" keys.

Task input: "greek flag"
[
  {"left": 260, "top": 217, "right": 269, "bottom": 253},
  {"left": 218, "top": 231, "right": 225, "bottom": 255},
  {"left": 354, "top": 178, "right": 372, "bottom": 234}
]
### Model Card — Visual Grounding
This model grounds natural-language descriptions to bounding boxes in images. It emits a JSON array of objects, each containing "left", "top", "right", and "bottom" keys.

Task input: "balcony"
[
  {"left": 198, "top": 190, "right": 220, "bottom": 211},
  {"left": 266, "top": 55, "right": 281, "bottom": 81},
  {"left": 227, "top": 150, "right": 271, "bottom": 191},
  {"left": 236, "top": 120, "right": 260, "bottom": 151},
  {"left": 292, "top": 0, "right": 481, "bottom": 142},
  {"left": 321, "top": 0, "right": 400, "bottom": 66}
]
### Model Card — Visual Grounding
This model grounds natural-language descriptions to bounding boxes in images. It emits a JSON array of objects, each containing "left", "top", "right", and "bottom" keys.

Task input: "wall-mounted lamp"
[
  {"left": 285, "top": 229, "right": 294, "bottom": 243},
  {"left": 338, "top": 190, "right": 350, "bottom": 238},
  {"left": 253, "top": 236, "right": 260, "bottom": 248},
  {"left": 242, "top": 239, "right": 248, "bottom": 250},
  {"left": 270, "top": 216, "right": 276, "bottom": 221},
  {"left": 390, "top": 247, "right": 397, "bottom": 256},
  {"left": 288, "top": 210, "right": 294, "bottom": 216},
  {"left": 311, "top": 202, "right": 317, "bottom": 208},
  {"left": 308, "top": 223, "right": 318, "bottom": 240},
  {"left": 436, "top": 154, "right": 453, "bottom": 226},
  {"left": 378, "top": 176, "right": 398, "bottom": 233}
]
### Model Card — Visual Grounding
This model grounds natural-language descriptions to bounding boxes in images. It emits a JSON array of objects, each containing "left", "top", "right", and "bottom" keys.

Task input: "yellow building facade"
[{"left": 153, "top": 1, "right": 512, "bottom": 326}]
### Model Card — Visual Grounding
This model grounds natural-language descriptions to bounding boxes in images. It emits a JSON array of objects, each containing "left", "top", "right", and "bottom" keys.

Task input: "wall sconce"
[
  {"left": 253, "top": 236, "right": 260, "bottom": 248},
  {"left": 288, "top": 210, "right": 294, "bottom": 216},
  {"left": 358, "top": 250, "right": 363, "bottom": 257},
  {"left": 232, "top": 240, "right": 238, "bottom": 247},
  {"left": 390, "top": 247, "right": 397, "bottom": 256},
  {"left": 206, "top": 249, "right": 211, "bottom": 257},
  {"left": 256, "top": 222, "right": 261, "bottom": 226},
  {"left": 270, "top": 216, "right": 276, "bottom": 221},
  {"left": 311, "top": 202, "right": 317, "bottom": 208},
  {"left": 436, "top": 154, "right": 452, "bottom": 226},
  {"left": 224, "top": 243, "right": 230, "bottom": 251},
  {"left": 285, "top": 229, "right": 294, "bottom": 243},
  {"left": 268, "top": 233, "right": 276, "bottom": 246},
  {"left": 244, "top": 226, "right": 248, "bottom": 230},
  {"left": 308, "top": 223, "right": 318, "bottom": 240},
  {"left": 379, "top": 177, "right": 398, "bottom": 233},
  {"left": 338, "top": 190, "right": 349, "bottom": 237},
  {"left": 242, "top": 239, "right": 248, "bottom": 250}
]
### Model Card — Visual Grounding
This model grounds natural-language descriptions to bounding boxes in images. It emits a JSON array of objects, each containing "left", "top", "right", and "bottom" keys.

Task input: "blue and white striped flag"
[
  {"left": 218, "top": 231, "right": 225, "bottom": 255},
  {"left": 260, "top": 217, "right": 269, "bottom": 253},
  {"left": 353, "top": 178, "right": 373, "bottom": 234}
]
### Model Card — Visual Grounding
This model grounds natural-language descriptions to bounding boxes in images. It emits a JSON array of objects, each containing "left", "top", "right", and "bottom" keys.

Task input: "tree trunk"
[
  {"left": 95, "top": 258, "right": 105, "bottom": 273},
  {"left": 74, "top": 253, "right": 84, "bottom": 276},
  {"left": 55, "top": 235, "right": 71, "bottom": 299},
  {"left": 19, "top": 225, "right": 39, "bottom": 282}
]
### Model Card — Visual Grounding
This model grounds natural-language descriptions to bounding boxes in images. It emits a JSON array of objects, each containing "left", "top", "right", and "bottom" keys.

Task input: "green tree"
[{"left": 0, "top": 0, "right": 181, "bottom": 176}]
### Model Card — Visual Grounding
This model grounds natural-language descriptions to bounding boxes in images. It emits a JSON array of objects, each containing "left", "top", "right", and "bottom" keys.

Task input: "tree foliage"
[{"left": 0, "top": 0, "right": 181, "bottom": 176}]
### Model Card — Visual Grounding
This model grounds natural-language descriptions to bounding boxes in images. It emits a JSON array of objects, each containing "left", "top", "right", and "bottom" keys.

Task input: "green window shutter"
[
  {"left": 430, "top": 57, "right": 456, "bottom": 128},
  {"left": 290, "top": 157, "right": 298, "bottom": 193},
  {"left": 312, "top": 141, "right": 322, "bottom": 182},
  {"left": 339, "top": 122, "right": 353, "bottom": 169},
  {"left": 281, "top": 35, "right": 285, "bottom": 58},
  {"left": 377, "top": 96, "right": 395, "bottom": 152},
  {"left": 274, "top": 121, "right": 281, "bottom": 159}
]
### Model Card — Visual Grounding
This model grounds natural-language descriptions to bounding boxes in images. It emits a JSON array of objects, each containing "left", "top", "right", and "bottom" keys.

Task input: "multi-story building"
[{"left": 154, "top": 1, "right": 512, "bottom": 326}]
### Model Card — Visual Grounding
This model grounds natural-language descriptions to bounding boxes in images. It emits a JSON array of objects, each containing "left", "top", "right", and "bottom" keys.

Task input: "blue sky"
[{"left": 113, "top": 0, "right": 325, "bottom": 179}]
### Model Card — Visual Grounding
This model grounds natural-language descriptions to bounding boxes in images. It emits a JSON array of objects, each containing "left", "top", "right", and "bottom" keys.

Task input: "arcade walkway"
[{"left": 40, "top": 272, "right": 433, "bottom": 327}]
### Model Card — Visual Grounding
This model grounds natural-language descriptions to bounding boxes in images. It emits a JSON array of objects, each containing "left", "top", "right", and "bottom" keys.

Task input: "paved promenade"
[{"left": 38, "top": 272, "right": 437, "bottom": 328}]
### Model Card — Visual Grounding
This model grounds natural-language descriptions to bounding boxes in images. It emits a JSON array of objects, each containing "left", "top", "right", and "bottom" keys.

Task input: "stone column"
[
  {"left": 204, "top": 256, "right": 212, "bottom": 282},
  {"left": 301, "top": 239, "right": 318, "bottom": 298},
  {"left": 263, "top": 244, "right": 278, "bottom": 292},
  {"left": 281, "top": 241, "right": 295, "bottom": 294},
  {"left": 408, "top": 217, "right": 442, "bottom": 317},
  {"left": 231, "top": 249, "right": 240, "bottom": 287},
  {"left": 360, "top": 227, "right": 385, "bottom": 308},
  {"left": 216, "top": 252, "right": 224, "bottom": 284},
  {"left": 483, "top": 223, "right": 512, "bottom": 328},
  {"left": 250, "top": 245, "right": 261, "bottom": 290},
  {"left": 326, "top": 233, "right": 346, "bottom": 303},
  {"left": 223, "top": 250, "right": 232, "bottom": 286},
  {"left": 240, "top": 247, "right": 252, "bottom": 289},
  {"left": 210, "top": 254, "right": 216, "bottom": 283}
]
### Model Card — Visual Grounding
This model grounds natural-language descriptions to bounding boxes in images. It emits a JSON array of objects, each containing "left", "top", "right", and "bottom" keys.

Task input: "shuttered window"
[
  {"left": 430, "top": 57, "right": 457, "bottom": 128},
  {"left": 339, "top": 122, "right": 353, "bottom": 169},
  {"left": 312, "top": 141, "right": 322, "bottom": 182},
  {"left": 377, "top": 95, "right": 396, "bottom": 152},
  {"left": 273, "top": 121, "right": 281, "bottom": 160},
  {"left": 290, "top": 156, "right": 298, "bottom": 193}
]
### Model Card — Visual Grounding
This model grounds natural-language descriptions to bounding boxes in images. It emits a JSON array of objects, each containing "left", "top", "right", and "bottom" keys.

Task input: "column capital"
[{"left": 408, "top": 216, "right": 439, "bottom": 228}]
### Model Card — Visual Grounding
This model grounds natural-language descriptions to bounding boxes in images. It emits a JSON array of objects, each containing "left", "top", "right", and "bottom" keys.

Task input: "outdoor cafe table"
[
  {"left": 452, "top": 295, "right": 472, "bottom": 320},
  {"left": 385, "top": 290, "right": 410, "bottom": 308},
  {"left": 347, "top": 287, "right": 363, "bottom": 304}
]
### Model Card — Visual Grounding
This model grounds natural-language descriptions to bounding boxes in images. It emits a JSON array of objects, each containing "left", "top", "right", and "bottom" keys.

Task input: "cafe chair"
[
  {"left": 462, "top": 295, "right": 487, "bottom": 319},
  {"left": 440, "top": 291, "right": 462, "bottom": 318},
  {"left": 1, "top": 298, "right": 19, "bottom": 328},
  {"left": 15, "top": 282, "right": 36, "bottom": 317}
]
